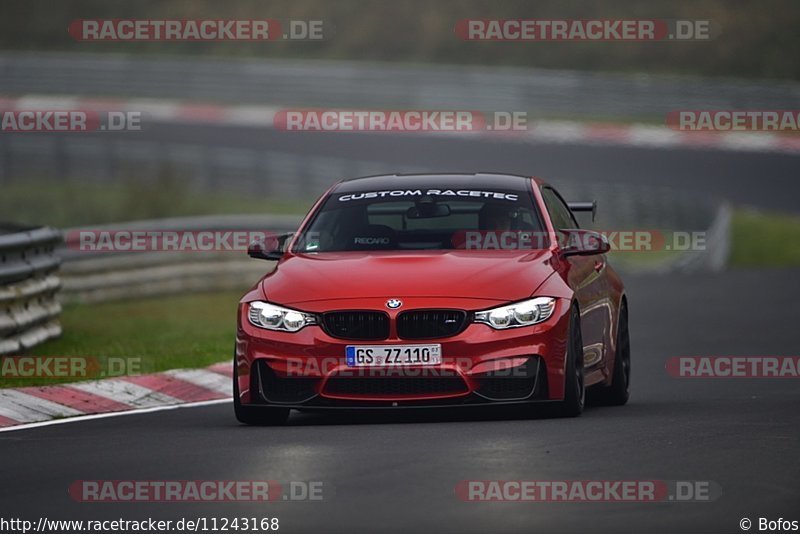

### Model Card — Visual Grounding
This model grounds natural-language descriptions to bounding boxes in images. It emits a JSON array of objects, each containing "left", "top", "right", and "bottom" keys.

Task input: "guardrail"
[
  {"left": 3, "top": 52, "right": 799, "bottom": 118},
  {"left": 59, "top": 215, "right": 300, "bottom": 303},
  {"left": 0, "top": 225, "right": 63, "bottom": 354}
]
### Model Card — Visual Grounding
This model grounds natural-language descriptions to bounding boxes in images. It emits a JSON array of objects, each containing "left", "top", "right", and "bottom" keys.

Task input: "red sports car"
[{"left": 234, "top": 173, "right": 630, "bottom": 424}]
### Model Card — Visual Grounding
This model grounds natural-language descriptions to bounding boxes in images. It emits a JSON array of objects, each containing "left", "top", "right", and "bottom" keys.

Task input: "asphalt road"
[
  {"left": 11, "top": 122, "right": 794, "bottom": 213},
  {"left": 1, "top": 267, "right": 798, "bottom": 534},
  {"left": 140, "top": 123, "right": 800, "bottom": 212}
]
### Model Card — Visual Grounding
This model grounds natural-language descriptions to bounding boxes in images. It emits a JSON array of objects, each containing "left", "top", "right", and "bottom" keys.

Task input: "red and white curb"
[
  {"left": 3, "top": 94, "right": 800, "bottom": 155},
  {"left": 0, "top": 361, "right": 231, "bottom": 430}
]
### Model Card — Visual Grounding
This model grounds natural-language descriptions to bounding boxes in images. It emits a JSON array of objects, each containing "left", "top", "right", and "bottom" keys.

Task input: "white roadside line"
[
  {"left": 0, "top": 398, "right": 231, "bottom": 434},
  {"left": 16, "top": 95, "right": 80, "bottom": 110}
]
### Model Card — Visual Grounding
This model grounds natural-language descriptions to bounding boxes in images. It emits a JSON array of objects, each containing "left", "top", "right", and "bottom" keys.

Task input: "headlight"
[
  {"left": 248, "top": 301, "right": 317, "bottom": 332},
  {"left": 473, "top": 297, "right": 557, "bottom": 330}
]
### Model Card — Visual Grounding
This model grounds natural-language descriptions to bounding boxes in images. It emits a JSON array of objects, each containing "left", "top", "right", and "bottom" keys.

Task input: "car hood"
[{"left": 260, "top": 250, "right": 556, "bottom": 306}]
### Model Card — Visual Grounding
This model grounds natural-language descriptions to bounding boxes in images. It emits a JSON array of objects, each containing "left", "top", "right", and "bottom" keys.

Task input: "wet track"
[{"left": 1, "top": 133, "right": 799, "bottom": 533}]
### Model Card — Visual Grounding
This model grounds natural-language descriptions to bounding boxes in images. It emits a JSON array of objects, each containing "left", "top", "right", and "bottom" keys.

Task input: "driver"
[{"left": 479, "top": 203, "right": 518, "bottom": 231}]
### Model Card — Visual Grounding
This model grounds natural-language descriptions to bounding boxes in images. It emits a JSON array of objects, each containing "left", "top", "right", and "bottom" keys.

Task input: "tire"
[
  {"left": 589, "top": 301, "right": 631, "bottom": 406},
  {"left": 556, "top": 305, "right": 585, "bottom": 417},
  {"left": 233, "top": 358, "right": 290, "bottom": 426}
]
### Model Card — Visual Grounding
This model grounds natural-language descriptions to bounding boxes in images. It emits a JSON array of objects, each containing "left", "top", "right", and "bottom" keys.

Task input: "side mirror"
[
  {"left": 560, "top": 229, "right": 610, "bottom": 257},
  {"left": 248, "top": 232, "right": 293, "bottom": 261}
]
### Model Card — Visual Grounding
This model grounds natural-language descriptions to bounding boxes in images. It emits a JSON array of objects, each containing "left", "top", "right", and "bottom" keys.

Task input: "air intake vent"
[
  {"left": 321, "top": 311, "right": 390, "bottom": 340},
  {"left": 397, "top": 310, "right": 468, "bottom": 339},
  {"left": 323, "top": 375, "right": 468, "bottom": 398}
]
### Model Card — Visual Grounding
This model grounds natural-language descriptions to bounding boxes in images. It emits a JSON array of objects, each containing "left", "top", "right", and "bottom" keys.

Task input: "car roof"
[{"left": 334, "top": 173, "right": 539, "bottom": 193}]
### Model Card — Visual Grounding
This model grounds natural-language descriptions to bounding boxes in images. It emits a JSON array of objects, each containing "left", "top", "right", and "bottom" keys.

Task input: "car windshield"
[{"left": 293, "top": 186, "right": 548, "bottom": 252}]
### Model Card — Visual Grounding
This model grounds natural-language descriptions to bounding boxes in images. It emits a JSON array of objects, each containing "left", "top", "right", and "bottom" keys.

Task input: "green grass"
[
  {"left": 608, "top": 211, "right": 800, "bottom": 269},
  {"left": 607, "top": 248, "right": 678, "bottom": 270},
  {"left": 731, "top": 209, "right": 800, "bottom": 267},
  {"left": 602, "top": 230, "right": 690, "bottom": 271},
  {"left": 0, "top": 178, "right": 310, "bottom": 227},
  {"left": 0, "top": 290, "right": 242, "bottom": 388}
]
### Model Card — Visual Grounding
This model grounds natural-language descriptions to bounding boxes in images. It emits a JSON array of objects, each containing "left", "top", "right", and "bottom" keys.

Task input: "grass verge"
[
  {"left": 730, "top": 209, "right": 800, "bottom": 267},
  {"left": 0, "top": 290, "right": 242, "bottom": 388},
  {"left": 0, "top": 178, "right": 310, "bottom": 228}
]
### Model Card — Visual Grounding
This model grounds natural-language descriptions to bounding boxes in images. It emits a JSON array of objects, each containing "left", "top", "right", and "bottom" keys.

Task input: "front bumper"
[{"left": 235, "top": 297, "right": 571, "bottom": 408}]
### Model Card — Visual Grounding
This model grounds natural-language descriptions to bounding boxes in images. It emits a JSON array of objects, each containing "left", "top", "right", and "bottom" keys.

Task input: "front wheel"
[
  {"left": 590, "top": 302, "right": 631, "bottom": 406},
  {"left": 233, "top": 358, "right": 290, "bottom": 426},
  {"left": 555, "top": 305, "right": 585, "bottom": 417}
]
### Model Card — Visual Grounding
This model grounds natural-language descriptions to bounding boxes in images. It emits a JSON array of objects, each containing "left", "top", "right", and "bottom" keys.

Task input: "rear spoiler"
[{"left": 567, "top": 201, "right": 597, "bottom": 222}]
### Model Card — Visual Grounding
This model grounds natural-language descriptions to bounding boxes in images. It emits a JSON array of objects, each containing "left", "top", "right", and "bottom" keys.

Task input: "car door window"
[{"left": 541, "top": 187, "right": 579, "bottom": 230}]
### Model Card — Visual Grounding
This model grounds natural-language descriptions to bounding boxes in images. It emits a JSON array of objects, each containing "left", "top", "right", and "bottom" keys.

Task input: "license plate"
[{"left": 346, "top": 344, "right": 442, "bottom": 367}]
